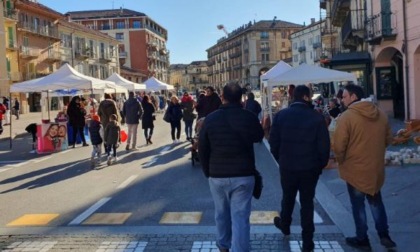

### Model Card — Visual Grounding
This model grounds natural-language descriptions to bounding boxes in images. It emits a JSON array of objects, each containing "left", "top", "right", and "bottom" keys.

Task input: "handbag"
[
  {"left": 163, "top": 110, "right": 171, "bottom": 123},
  {"left": 253, "top": 170, "right": 263, "bottom": 199}
]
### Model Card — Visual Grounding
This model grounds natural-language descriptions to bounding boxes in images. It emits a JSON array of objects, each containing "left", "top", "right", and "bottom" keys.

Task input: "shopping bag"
[{"left": 120, "top": 129, "right": 128, "bottom": 142}]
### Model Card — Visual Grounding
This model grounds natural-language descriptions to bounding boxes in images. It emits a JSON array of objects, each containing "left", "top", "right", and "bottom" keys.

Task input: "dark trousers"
[
  {"left": 144, "top": 127, "right": 154, "bottom": 139},
  {"left": 170, "top": 120, "right": 181, "bottom": 140},
  {"left": 105, "top": 144, "right": 117, "bottom": 157},
  {"left": 72, "top": 126, "right": 86, "bottom": 145},
  {"left": 280, "top": 169, "right": 320, "bottom": 243}
]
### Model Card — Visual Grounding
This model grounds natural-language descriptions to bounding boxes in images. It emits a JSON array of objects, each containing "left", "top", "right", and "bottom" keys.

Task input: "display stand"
[{"left": 37, "top": 120, "right": 68, "bottom": 153}]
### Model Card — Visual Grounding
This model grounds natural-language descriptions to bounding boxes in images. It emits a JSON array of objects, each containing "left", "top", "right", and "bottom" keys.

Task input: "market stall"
[
  {"left": 9, "top": 64, "right": 122, "bottom": 153},
  {"left": 262, "top": 63, "right": 357, "bottom": 122},
  {"left": 106, "top": 73, "right": 146, "bottom": 91},
  {"left": 144, "top": 77, "right": 175, "bottom": 92}
]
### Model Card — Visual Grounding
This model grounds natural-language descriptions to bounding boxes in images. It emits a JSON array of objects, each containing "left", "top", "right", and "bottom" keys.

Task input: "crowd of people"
[{"left": 4, "top": 81, "right": 397, "bottom": 252}]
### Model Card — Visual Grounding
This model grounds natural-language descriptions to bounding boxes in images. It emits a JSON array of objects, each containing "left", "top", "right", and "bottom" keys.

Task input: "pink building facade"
[{"left": 367, "top": 0, "right": 420, "bottom": 120}]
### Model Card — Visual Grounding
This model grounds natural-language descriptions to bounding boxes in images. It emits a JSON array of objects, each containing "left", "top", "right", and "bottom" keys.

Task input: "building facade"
[
  {"left": 168, "top": 64, "right": 187, "bottom": 92},
  {"left": 66, "top": 9, "right": 169, "bottom": 83},
  {"left": 0, "top": 0, "right": 10, "bottom": 97},
  {"left": 206, "top": 20, "right": 303, "bottom": 89},
  {"left": 185, "top": 61, "right": 209, "bottom": 92},
  {"left": 365, "top": 0, "right": 419, "bottom": 120},
  {"left": 58, "top": 19, "right": 119, "bottom": 79},
  {"left": 290, "top": 18, "right": 323, "bottom": 67},
  {"left": 321, "top": 0, "right": 372, "bottom": 100}
]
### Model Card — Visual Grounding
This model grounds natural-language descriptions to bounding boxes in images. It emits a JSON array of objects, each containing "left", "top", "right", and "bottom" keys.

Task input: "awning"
[{"left": 329, "top": 51, "right": 371, "bottom": 65}]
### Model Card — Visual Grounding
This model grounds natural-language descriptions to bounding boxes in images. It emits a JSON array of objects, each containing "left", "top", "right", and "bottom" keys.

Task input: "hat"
[{"left": 92, "top": 114, "right": 100, "bottom": 122}]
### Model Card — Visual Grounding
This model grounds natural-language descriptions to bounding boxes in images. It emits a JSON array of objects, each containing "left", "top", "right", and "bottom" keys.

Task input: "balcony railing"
[
  {"left": 6, "top": 39, "right": 18, "bottom": 50},
  {"left": 331, "top": 0, "right": 350, "bottom": 26},
  {"left": 20, "top": 46, "right": 41, "bottom": 59},
  {"left": 3, "top": 8, "right": 17, "bottom": 21},
  {"left": 18, "top": 22, "right": 60, "bottom": 39},
  {"left": 44, "top": 50, "right": 61, "bottom": 62},
  {"left": 341, "top": 10, "right": 365, "bottom": 48},
  {"left": 75, "top": 48, "right": 90, "bottom": 60},
  {"left": 260, "top": 47, "right": 270, "bottom": 52},
  {"left": 119, "top": 51, "right": 127, "bottom": 58},
  {"left": 365, "top": 12, "right": 397, "bottom": 45},
  {"left": 312, "top": 42, "right": 322, "bottom": 49},
  {"left": 298, "top": 46, "right": 306, "bottom": 52}
]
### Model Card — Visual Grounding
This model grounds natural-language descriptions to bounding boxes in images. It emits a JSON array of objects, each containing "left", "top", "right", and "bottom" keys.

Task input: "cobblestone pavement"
[{"left": 0, "top": 233, "right": 351, "bottom": 252}]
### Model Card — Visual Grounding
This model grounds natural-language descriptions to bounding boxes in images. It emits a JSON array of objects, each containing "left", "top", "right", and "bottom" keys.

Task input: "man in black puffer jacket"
[
  {"left": 269, "top": 85, "right": 330, "bottom": 252},
  {"left": 123, "top": 92, "right": 143, "bottom": 150},
  {"left": 199, "top": 82, "right": 264, "bottom": 252}
]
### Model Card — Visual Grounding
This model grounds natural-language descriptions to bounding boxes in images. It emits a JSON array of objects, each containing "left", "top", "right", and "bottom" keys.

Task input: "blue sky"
[{"left": 39, "top": 0, "right": 321, "bottom": 64}]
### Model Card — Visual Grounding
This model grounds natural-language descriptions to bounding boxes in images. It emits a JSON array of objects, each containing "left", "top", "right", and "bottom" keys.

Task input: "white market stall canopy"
[
  {"left": 10, "top": 63, "right": 121, "bottom": 93},
  {"left": 144, "top": 77, "right": 175, "bottom": 91},
  {"left": 260, "top": 60, "right": 292, "bottom": 82},
  {"left": 106, "top": 73, "right": 146, "bottom": 91},
  {"left": 266, "top": 63, "right": 357, "bottom": 87}
]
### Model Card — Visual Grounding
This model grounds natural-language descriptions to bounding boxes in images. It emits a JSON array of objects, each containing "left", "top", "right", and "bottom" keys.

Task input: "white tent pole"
[
  {"left": 47, "top": 91, "right": 50, "bottom": 121},
  {"left": 9, "top": 91, "right": 12, "bottom": 149}
]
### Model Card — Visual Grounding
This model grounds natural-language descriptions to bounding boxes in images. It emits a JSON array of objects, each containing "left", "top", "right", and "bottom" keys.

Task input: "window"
[
  {"left": 109, "top": 45, "right": 114, "bottom": 57},
  {"left": 281, "top": 31, "right": 286, "bottom": 39},
  {"left": 116, "top": 21, "right": 125, "bottom": 29},
  {"left": 260, "top": 41, "right": 269, "bottom": 51},
  {"left": 60, "top": 33, "right": 71, "bottom": 48},
  {"left": 281, "top": 42, "right": 286, "bottom": 48},
  {"left": 293, "top": 42, "right": 297, "bottom": 49},
  {"left": 133, "top": 21, "right": 141, "bottom": 28},
  {"left": 309, "top": 37, "right": 313, "bottom": 45},
  {"left": 262, "top": 53, "right": 269, "bottom": 62},
  {"left": 293, "top": 55, "right": 298, "bottom": 62},
  {"left": 116, "top": 33, "right": 124, "bottom": 40},
  {"left": 260, "top": 31, "right": 269, "bottom": 39}
]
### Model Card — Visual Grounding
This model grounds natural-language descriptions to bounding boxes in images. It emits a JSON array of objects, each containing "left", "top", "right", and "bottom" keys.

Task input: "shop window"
[{"left": 376, "top": 67, "right": 395, "bottom": 99}]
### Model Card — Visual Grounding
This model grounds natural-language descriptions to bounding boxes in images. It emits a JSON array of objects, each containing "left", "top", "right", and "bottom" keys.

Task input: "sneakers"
[
  {"left": 380, "top": 235, "right": 396, "bottom": 249},
  {"left": 273, "top": 216, "right": 290, "bottom": 236},
  {"left": 107, "top": 156, "right": 112, "bottom": 166},
  {"left": 82, "top": 143, "right": 89, "bottom": 147},
  {"left": 345, "top": 237, "right": 371, "bottom": 251}
]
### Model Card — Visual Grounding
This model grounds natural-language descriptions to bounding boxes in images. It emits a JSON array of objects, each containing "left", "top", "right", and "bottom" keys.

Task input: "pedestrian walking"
[
  {"left": 123, "top": 91, "right": 143, "bottom": 150},
  {"left": 269, "top": 85, "right": 330, "bottom": 252},
  {"left": 332, "top": 84, "right": 397, "bottom": 250},
  {"left": 195, "top": 86, "right": 222, "bottom": 119},
  {"left": 167, "top": 96, "right": 183, "bottom": 143},
  {"left": 0, "top": 102, "right": 6, "bottom": 135},
  {"left": 244, "top": 92, "right": 262, "bottom": 117},
  {"left": 181, "top": 92, "right": 196, "bottom": 141},
  {"left": 12, "top": 98, "right": 20, "bottom": 120},
  {"left": 104, "top": 114, "right": 121, "bottom": 165},
  {"left": 98, "top": 93, "right": 120, "bottom": 130},
  {"left": 141, "top": 95, "right": 156, "bottom": 145},
  {"left": 199, "top": 82, "right": 264, "bottom": 252},
  {"left": 88, "top": 114, "right": 103, "bottom": 168},
  {"left": 2, "top": 96, "right": 10, "bottom": 125},
  {"left": 67, "top": 96, "right": 89, "bottom": 148}
]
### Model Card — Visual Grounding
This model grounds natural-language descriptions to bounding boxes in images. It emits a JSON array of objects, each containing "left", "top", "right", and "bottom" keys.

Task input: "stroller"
[{"left": 190, "top": 117, "right": 205, "bottom": 166}]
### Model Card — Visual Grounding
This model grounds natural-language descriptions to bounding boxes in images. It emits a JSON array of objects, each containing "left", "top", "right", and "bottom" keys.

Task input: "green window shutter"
[
  {"left": 7, "top": 27, "right": 14, "bottom": 47},
  {"left": 381, "top": 0, "right": 392, "bottom": 35}
]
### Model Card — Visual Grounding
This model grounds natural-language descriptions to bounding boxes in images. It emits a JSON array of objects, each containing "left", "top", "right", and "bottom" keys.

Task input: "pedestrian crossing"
[{"left": 5, "top": 210, "right": 324, "bottom": 227}]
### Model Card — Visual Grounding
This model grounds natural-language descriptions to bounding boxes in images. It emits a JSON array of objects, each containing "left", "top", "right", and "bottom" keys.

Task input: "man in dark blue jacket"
[
  {"left": 269, "top": 85, "right": 330, "bottom": 252},
  {"left": 199, "top": 82, "right": 264, "bottom": 252},
  {"left": 123, "top": 91, "right": 143, "bottom": 150}
]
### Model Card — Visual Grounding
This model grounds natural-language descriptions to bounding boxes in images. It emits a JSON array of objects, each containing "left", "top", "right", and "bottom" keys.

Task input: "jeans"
[
  {"left": 72, "top": 126, "right": 86, "bottom": 145},
  {"left": 184, "top": 120, "right": 193, "bottom": 139},
  {"left": 209, "top": 176, "right": 254, "bottom": 252},
  {"left": 280, "top": 169, "right": 319, "bottom": 244},
  {"left": 170, "top": 120, "right": 181, "bottom": 140},
  {"left": 105, "top": 144, "right": 117, "bottom": 157},
  {"left": 346, "top": 183, "right": 390, "bottom": 239},
  {"left": 126, "top": 123, "right": 138, "bottom": 147}
]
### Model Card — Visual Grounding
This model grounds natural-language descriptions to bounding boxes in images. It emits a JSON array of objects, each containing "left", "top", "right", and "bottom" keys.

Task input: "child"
[
  {"left": 88, "top": 114, "right": 103, "bottom": 168},
  {"left": 104, "top": 114, "right": 121, "bottom": 165}
]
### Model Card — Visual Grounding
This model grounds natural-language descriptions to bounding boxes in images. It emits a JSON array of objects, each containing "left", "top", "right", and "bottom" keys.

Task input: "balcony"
[
  {"left": 6, "top": 39, "right": 18, "bottom": 51},
  {"left": 260, "top": 47, "right": 270, "bottom": 52},
  {"left": 320, "top": 0, "right": 326, "bottom": 9},
  {"left": 119, "top": 51, "right": 127, "bottom": 58},
  {"left": 148, "top": 41, "right": 158, "bottom": 51},
  {"left": 341, "top": 11, "right": 365, "bottom": 50},
  {"left": 331, "top": 0, "right": 350, "bottom": 26},
  {"left": 159, "top": 48, "right": 168, "bottom": 55},
  {"left": 365, "top": 12, "right": 397, "bottom": 45},
  {"left": 3, "top": 8, "right": 17, "bottom": 22},
  {"left": 8, "top": 72, "right": 22, "bottom": 82},
  {"left": 298, "top": 46, "right": 306, "bottom": 52},
  {"left": 20, "top": 46, "right": 41, "bottom": 59},
  {"left": 312, "top": 42, "right": 322, "bottom": 49},
  {"left": 44, "top": 50, "right": 61, "bottom": 62},
  {"left": 18, "top": 22, "right": 60, "bottom": 40},
  {"left": 99, "top": 54, "right": 112, "bottom": 63},
  {"left": 280, "top": 46, "right": 291, "bottom": 52},
  {"left": 75, "top": 49, "right": 90, "bottom": 60}
]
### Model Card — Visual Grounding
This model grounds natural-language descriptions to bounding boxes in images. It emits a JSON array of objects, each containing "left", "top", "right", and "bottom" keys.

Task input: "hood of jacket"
[{"left": 348, "top": 101, "right": 379, "bottom": 121}]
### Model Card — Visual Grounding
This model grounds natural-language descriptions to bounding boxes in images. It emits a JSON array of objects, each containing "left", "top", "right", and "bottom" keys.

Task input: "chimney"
[{"left": 311, "top": 18, "right": 316, "bottom": 24}]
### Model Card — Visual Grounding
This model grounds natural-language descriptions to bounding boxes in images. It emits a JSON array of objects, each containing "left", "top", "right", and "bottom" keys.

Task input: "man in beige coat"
[{"left": 333, "top": 84, "right": 396, "bottom": 250}]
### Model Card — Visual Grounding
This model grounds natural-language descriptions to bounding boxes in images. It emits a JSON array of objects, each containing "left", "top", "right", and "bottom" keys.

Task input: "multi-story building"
[
  {"left": 290, "top": 18, "right": 323, "bottom": 67},
  {"left": 58, "top": 19, "right": 120, "bottom": 79},
  {"left": 0, "top": 0, "right": 10, "bottom": 97},
  {"left": 168, "top": 64, "right": 187, "bottom": 92},
  {"left": 66, "top": 8, "right": 169, "bottom": 84},
  {"left": 14, "top": 0, "right": 64, "bottom": 112},
  {"left": 206, "top": 20, "right": 303, "bottom": 89},
  {"left": 185, "top": 61, "right": 209, "bottom": 92},
  {"left": 321, "top": 0, "right": 371, "bottom": 98},
  {"left": 365, "top": 0, "right": 418, "bottom": 120}
]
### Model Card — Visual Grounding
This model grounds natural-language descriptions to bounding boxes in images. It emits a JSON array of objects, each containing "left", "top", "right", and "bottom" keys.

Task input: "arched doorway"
[
  {"left": 413, "top": 45, "right": 420, "bottom": 120},
  {"left": 376, "top": 47, "right": 405, "bottom": 119}
]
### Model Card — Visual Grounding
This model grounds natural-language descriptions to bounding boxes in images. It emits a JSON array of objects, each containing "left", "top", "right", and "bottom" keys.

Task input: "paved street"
[{"left": 0, "top": 112, "right": 419, "bottom": 251}]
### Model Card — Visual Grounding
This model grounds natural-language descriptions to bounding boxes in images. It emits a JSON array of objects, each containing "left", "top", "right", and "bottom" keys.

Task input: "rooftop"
[{"left": 66, "top": 8, "right": 146, "bottom": 20}]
